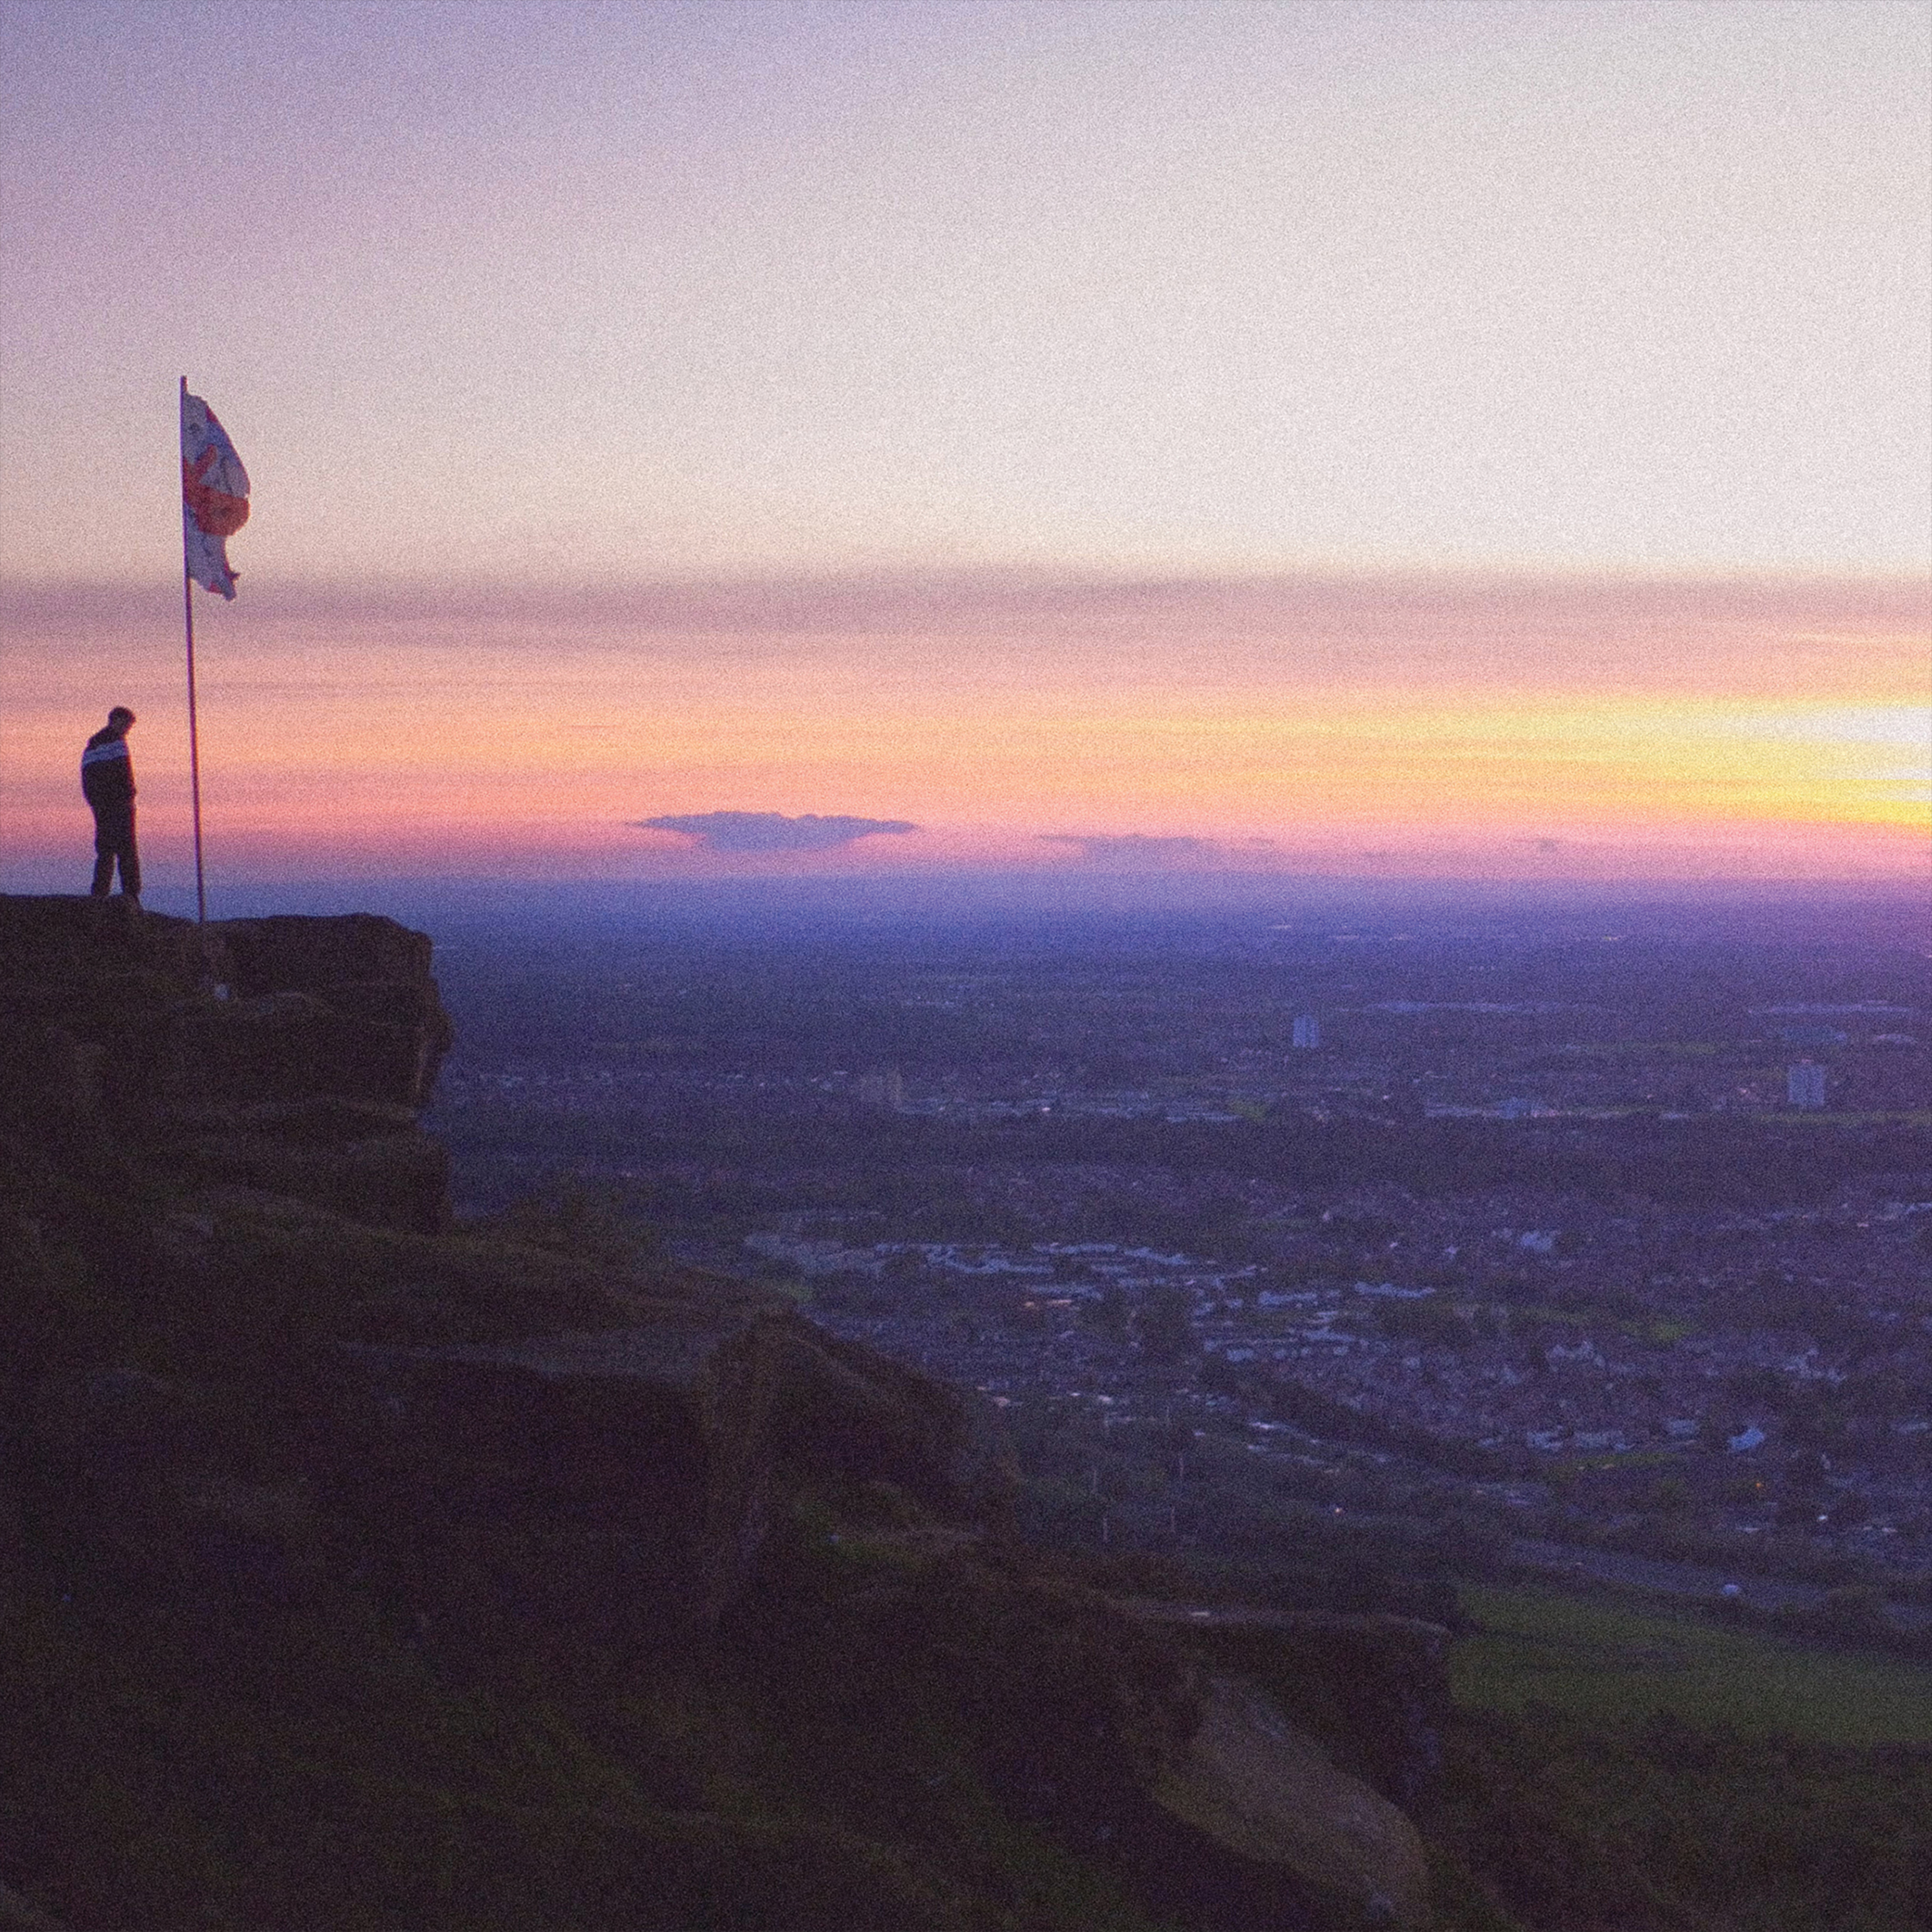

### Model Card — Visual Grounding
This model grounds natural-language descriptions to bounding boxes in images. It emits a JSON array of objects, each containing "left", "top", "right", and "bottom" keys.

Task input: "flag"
[{"left": 182, "top": 389, "right": 249, "bottom": 599}]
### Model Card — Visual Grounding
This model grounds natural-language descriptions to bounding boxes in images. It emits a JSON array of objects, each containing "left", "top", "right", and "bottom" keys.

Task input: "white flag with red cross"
[{"left": 182, "top": 390, "right": 249, "bottom": 599}]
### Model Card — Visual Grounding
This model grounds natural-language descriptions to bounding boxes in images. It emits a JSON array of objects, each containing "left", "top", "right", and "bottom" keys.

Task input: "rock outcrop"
[{"left": 0, "top": 896, "right": 453, "bottom": 1230}]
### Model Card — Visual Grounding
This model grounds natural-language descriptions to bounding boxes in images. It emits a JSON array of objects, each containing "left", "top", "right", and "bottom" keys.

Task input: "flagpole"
[{"left": 181, "top": 375, "right": 207, "bottom": 924}]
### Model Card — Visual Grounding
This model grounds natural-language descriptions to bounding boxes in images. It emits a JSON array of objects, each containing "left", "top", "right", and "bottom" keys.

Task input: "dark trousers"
[{"left": 90, "top": 804, "right": 141, "bottom": 897}]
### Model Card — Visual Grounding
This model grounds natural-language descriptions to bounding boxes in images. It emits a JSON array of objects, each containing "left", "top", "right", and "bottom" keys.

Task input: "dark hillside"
[{"left": 0, "top": 896, "right": 1440, "bottom": 1932}]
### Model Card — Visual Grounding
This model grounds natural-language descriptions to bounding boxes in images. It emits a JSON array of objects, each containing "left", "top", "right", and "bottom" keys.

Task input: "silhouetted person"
[{"left": 82, "top": 706, "right": 141, "bottom": 906}]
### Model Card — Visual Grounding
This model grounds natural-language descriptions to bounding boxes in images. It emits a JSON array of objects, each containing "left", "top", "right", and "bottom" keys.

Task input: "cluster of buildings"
[{"left": 792, "top": 1185, "right": 1932, "bottom": 1573}]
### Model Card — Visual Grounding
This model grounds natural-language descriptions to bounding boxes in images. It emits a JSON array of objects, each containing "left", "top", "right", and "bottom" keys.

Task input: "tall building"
[
  {"left": 1291, "top": 1014, "right": 1320, "bottom": 1049},
  {"left": 1786, "top": 1061, "right": 1827, "bottom": 1109},
  {"left": 856, "top": 1068, "right": 905, "bottom": 1111}
]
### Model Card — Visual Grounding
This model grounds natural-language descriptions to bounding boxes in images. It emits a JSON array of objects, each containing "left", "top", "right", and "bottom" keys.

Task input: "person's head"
[{"left": 107, "top": 706, "right": 135, "bottom": 734}]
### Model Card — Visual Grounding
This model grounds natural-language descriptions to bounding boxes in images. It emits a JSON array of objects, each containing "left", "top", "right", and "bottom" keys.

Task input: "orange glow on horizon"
[{"left": 6, "top": 574, "right": 1925, "bottom": 889}]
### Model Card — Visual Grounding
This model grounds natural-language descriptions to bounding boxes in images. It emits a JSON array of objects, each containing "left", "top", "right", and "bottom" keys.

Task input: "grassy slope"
[
  {"left": 1427, "top": 1586, "right": 1932, "bottom": 1932},
  {"left": 1451, "top": 1585, "right": 1932, "bottom": 1747}
]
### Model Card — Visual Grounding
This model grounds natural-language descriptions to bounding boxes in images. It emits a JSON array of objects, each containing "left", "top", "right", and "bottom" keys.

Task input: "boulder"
[{"left": 1155, "top": 1675, "right": 1434, "bottom": 1929}]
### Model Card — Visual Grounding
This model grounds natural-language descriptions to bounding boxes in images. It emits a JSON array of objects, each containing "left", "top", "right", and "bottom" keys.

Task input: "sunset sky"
[{"left": 3, "top": 1, "right": 1927, "bottom": 907}]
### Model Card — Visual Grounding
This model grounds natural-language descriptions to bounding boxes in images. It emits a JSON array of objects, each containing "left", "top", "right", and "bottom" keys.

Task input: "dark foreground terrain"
[
  {"left": 0, "top": 895, "right": 1449, "bottom": 1931},
  {"left": 2, "top": 892, "right": 1928, "bottom": 1931}
]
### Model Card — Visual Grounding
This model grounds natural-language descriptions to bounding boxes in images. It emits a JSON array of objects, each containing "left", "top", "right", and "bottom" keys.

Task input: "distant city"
[{"left": 428, "top": 898, "right": 1932, "bottom": 1617}]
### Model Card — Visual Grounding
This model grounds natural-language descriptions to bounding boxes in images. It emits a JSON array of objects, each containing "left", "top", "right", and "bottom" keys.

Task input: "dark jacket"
[{"left": 81, "top": 727, "right": 134, "bottom": 811}]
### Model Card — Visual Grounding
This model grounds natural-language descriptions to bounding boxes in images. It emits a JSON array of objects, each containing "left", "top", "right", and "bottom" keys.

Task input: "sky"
[{"left": 2, "top": 0, "right": 1928, "bottom": 908}]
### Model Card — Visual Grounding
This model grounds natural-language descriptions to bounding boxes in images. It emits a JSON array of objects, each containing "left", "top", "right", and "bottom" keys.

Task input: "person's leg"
[
  {"left": 91, "top": 811, "right": 115, "bottom": 895},
  {"left": 118, "top": 808, "right": 142, "bottom": 900}
]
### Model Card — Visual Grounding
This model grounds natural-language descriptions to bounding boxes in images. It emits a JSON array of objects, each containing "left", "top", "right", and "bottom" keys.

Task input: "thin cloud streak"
[
  {"left": 1040, "top": 834, "right": 1277, "bottom": 869},
  {"left": 6, "top": 569, "right": 1925, "bottom": 699}
]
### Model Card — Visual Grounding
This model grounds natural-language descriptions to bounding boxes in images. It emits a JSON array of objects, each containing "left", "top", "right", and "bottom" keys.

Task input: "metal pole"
[
  {"left": 181, "top": 377, "right": 207, "bottom": 924},
  {"left": 185, "top": 559, "right": 205, "bottom": 923}
]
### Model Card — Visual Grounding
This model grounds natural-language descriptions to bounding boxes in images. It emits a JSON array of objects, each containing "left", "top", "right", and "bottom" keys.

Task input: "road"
[{"left": 1507, "top": 1536, "right": 1932, "bottom": 1628}]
